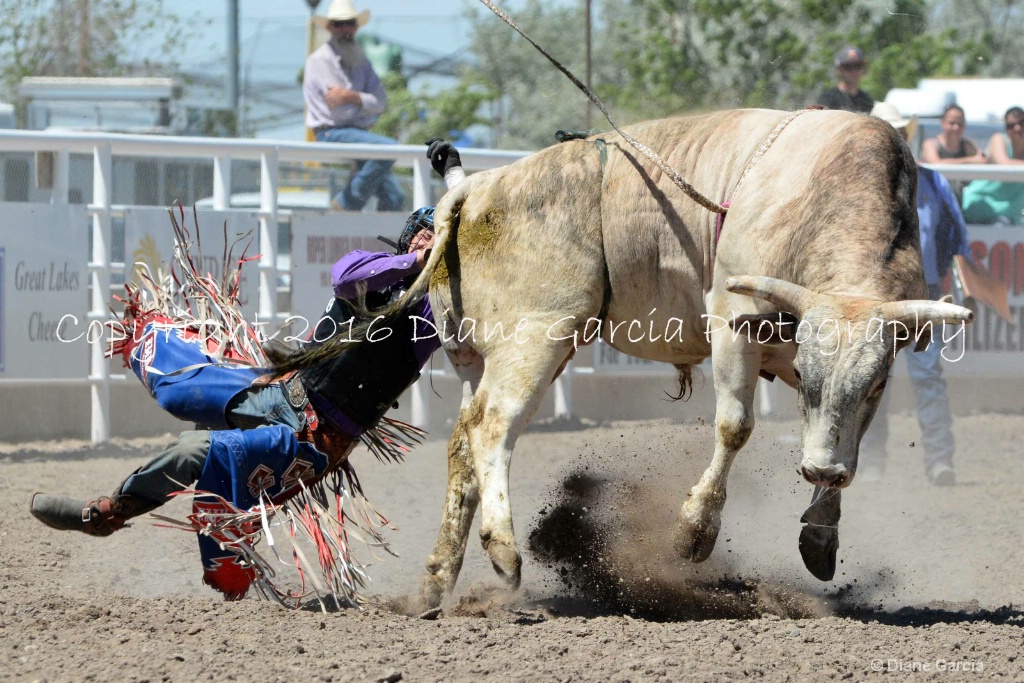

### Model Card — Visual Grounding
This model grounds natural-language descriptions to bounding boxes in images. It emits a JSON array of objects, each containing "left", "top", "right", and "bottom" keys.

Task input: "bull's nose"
[{"left": 800, "top": 463, "right": 850, "bottom": 488}]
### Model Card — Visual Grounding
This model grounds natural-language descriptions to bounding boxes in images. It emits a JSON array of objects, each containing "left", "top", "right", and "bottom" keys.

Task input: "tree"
[
  {"left": 371, "top": 71, "right": 495, "bottom": 146},
  {"left": 610, "top": 0, "right": 988, "bottom": 113},
  {"left": 930, "top": 0, "right": 1024, "bottom": 76},
  {"left": 0, "top": 0, "right": 185, "bottom": 101},
  {"left": 445, "top": 0, "right": 998, "bottom": 150},
  {"left": 457, "top": 0, "right": 606, "bottom": 150}
]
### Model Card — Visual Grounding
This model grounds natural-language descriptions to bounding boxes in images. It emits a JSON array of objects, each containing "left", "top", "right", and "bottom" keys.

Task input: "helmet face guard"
[{"left": 395, "top": 207, "right": 435, "bottom": 254}]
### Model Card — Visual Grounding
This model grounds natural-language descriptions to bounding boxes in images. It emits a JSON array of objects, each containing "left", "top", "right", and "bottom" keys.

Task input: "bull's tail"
[{"left": 269, "top": 181, "right": 469, "bottom": 374}]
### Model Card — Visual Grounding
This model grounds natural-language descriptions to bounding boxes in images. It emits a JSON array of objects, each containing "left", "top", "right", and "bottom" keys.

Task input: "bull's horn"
[
  {"left": 878, "top": 300, "right": 974, "bottom": 326},
  {"left": 725, "top": 276, "right": 815, "bottom": 315}
]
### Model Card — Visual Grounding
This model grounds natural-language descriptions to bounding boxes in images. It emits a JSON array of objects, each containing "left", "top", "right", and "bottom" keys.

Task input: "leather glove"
[{"left": 425, "top": 137, "right": 462, "bottom": 176}]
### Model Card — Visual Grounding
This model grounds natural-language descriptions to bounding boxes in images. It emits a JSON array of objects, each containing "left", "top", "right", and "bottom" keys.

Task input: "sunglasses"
[
  {"left": 329, "top": 19, "right": 357, "bottom": 28},
  {"left": 1007, "top": 121, "right": 1024, "bottom": 131},
  {"left": 840, "top": 63, "right": 865, "bottom": 71}
]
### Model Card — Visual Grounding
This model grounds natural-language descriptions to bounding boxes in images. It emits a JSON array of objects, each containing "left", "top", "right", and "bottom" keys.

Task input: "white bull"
[{"left": 280, "top": 108, "right": 973, "bottom": 608}]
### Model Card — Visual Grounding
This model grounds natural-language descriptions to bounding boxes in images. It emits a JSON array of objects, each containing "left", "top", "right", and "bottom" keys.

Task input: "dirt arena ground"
[{"left": 3, "top": 412, "right": 1023, "bottom": 681}]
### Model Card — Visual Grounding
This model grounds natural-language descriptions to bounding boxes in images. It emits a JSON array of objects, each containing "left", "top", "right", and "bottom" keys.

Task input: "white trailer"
[{"left": 885, "top": 78, "right": 1024, "bottom": 123}]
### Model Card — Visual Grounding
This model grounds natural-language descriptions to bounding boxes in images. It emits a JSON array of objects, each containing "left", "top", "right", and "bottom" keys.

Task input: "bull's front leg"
[
  {"left": 798, "top": 485, "right": 840, "bottom": 581},
  {"left": 674, "top": 334, "right": 760, "bottom": 562}
]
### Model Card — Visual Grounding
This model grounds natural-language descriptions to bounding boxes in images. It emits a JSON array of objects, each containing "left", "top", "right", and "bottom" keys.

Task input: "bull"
[{"left": 277, "top": 108, "right": 973, "bottom": 609}]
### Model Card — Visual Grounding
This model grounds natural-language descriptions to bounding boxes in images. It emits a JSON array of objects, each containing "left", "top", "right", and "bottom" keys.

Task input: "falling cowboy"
[{"left": 30, "top": 139, "right": 467, "bottom": 608}]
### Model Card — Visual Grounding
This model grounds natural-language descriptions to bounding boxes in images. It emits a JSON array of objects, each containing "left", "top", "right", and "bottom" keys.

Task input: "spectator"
[
  {"left": 921, "top": 104, "right": 987, "bottom": 202},
  {"left": 304, "top": 0, "right": 405, "bottom": 212},
  {"left": 860, "top": 102, "right": 972, "bottom": 486},
  {"left": 816, "top": 46, "right": 875, "bottom": 114},
  {"left": 920, "top": 104, "right": 987, "bottom": 164},
  {"left": 961, "top": 106, "right": 1024, "bottom": 225}
]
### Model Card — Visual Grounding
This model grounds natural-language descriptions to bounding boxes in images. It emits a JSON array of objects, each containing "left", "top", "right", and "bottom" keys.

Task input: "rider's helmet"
[{"left": 395, "top": 206, "right": 435, "bottom": 254}]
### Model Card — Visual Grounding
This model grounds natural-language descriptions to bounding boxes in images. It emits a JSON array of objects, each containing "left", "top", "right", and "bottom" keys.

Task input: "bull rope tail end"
[
  {"left": 476, "top": 0, "right": 725, "bottom": 217},
  {"left": 269, "top": 184, "right": 466, "bottom": 375}
]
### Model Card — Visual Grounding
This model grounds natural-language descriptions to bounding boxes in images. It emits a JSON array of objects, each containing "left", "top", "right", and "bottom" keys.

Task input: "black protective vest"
[{"left": 299, "top": 292, "right": 420, "bottom": 431}]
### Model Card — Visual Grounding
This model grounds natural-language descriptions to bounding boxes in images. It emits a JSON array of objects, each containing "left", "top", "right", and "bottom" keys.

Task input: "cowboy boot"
[{"left": 30, "top": 492, "right": 161, "bottom": 537}]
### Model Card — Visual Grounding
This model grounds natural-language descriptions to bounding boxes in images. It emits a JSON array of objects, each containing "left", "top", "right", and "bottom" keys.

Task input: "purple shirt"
[{"left": 331, "top": 250, "right": 441, "bottom": 367}]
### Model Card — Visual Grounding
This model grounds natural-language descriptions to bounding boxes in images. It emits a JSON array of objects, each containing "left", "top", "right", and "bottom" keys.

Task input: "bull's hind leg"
[
  {"left": 421, "top": 360, "right": 483, "bottom": 609},
  {"left": 465, "top": 342, "right": 574, "bottom": 590},
  {"left": 798, "top": 486, "right": 841, "bottom": 581},
  {"left": 675, "top": 333, "right": 760, "bottom": 562}
]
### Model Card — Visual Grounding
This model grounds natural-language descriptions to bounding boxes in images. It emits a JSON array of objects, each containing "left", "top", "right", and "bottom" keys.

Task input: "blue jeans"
[
  {"left": 120, "top": 430, "right": 212, "bottom": 503},
  {"left": 224, "top": 384, "right": 303, "bottom": 432},
  {"left": 860, "top": 286, "right": 955, "bottom": 474},
  {"left": 316, "top": 127, "right": 405, "bottom": 211},
  {"left": 120, "top": 385, "right": 302, "bottom": 504}
]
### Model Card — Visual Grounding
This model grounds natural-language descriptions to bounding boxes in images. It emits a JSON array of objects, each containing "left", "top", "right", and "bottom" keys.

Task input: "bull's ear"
[{"left": 729, "top": 312, "right": 800, "bottom": 345}]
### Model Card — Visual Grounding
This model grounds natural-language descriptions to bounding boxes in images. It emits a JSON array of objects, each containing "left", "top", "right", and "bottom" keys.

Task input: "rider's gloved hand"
[{"left": 425, "top": 138, "right": 462, "bottom": 177}]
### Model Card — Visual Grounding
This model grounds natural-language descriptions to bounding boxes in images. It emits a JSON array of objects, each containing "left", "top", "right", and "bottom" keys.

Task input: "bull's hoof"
[
  {"left": 484, "top": 538, "right": 522, "bottom": 589},
  {"left": 673, "top": 509, "right": 720, "bottom": 563},
  {"left": 798, "top": 522, "right": 838, "bottom": 581},
  {"left": 419, "top": 574, "right": 446, "bottom": 611}
]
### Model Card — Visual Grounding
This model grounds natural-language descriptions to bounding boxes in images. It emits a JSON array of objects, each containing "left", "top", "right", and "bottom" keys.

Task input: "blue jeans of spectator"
[
  {"left": 316, "top": 127, "right": 405, "bottom": 211},
  {"left": 859, "top": 285, "right": 955, "bottom": 475},
  {"left": 120, "top": 385, "right": 302, "bottom": 504}
]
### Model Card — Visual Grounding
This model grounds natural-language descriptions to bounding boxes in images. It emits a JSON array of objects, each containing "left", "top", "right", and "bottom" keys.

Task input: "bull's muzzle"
[{"left": 800, "top": 462, "right": 850, "bottom": 488}]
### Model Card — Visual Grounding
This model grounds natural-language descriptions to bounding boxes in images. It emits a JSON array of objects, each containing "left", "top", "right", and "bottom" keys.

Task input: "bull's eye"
[
  {"left": 872, "top": 379, "right": 888, "bottom": 396},
  {"left": 793, "top": 369, "right": 802, "bottom": 382}
]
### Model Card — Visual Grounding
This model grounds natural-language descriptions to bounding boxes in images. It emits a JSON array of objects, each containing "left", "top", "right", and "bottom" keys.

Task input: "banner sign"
[
  {"left": 289, "top": 212, "right": 398, "bottom": 334},
  {"left": 959, "top": 227, "right": 1024, "bottom": 352},
  {"left": 933, "top": 226, "right": 1024, "bottom": 377},
  {"left": 0, "top": 203, "right": 88, "bottom": 378}
]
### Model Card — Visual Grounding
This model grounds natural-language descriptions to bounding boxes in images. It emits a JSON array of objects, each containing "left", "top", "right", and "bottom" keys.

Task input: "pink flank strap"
[{"left": 715, "top": 201, "right": 732, "bottom": 247}]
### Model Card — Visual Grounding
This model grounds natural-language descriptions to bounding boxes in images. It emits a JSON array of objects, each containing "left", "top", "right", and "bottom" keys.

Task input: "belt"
[
  {"left": 252, "top": 370, "right": 308, "bottom": 411},
  {"left": 313, "top": 125, "right": 334, "bottom": 135},
  {"left": 281, "top": 374, "right": 308, "bottom": 411}
]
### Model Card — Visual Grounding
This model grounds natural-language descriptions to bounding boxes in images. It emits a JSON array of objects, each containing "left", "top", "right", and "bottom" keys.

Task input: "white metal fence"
[{"left": 1, "top": 130, "right": 1022, "bottom": 442}]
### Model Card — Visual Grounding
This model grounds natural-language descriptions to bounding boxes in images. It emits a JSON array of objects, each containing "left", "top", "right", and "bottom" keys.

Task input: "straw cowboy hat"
[
  {"left": 314, "top": 0, "right": 370, "bottom": 30},
  {"left": 870, "top": 101, "right": 919, "bottom": 142}
]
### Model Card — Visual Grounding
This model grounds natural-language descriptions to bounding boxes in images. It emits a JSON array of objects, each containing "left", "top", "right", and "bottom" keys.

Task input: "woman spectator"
[
  {"left": 920, "top": 104, "right": 987, "bottom": 164},
  {"left": 961, "top": 106, "right": 1024, "bottom": 225}
]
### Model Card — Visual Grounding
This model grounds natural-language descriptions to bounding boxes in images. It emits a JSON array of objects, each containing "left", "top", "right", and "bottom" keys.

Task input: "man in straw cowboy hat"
[
  {"left": 304, "top": 0, "right": 405, "bottom": 212},
  {"left": 861, "top": 101, "right": 972, "bottom": 486}
]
